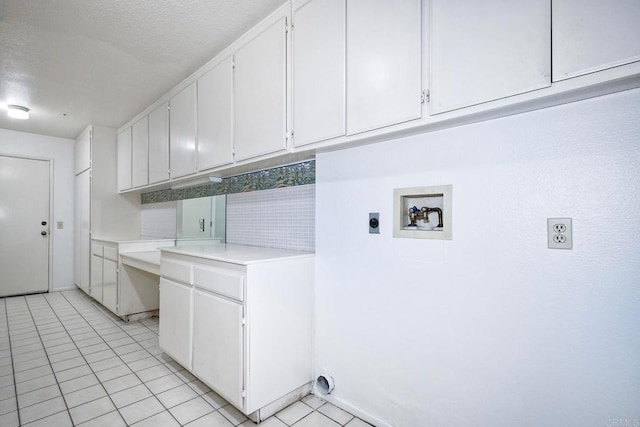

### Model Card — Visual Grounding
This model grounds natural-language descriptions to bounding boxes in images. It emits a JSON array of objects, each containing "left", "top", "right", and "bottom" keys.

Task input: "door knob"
[{"left": 41, "top": 231, "right": 48, "bottom": 236}]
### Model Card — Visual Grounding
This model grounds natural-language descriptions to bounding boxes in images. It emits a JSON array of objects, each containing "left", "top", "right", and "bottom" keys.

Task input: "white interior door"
[{"left": 0, "top": 155, "right": 51, "bottom": 297}]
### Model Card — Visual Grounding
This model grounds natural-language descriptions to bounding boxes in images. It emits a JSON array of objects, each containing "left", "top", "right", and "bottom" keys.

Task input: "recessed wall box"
[{"left": 393, "top": 185, "right": 452, "bottom": 239}]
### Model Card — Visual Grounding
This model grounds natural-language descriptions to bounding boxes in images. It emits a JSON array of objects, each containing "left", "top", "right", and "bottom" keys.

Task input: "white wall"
[
  {"left": 315, "top": 88, "right": 640, "bottom": 426},
  {"left": 0, "top": 128, "right": 75, "bottom": 291}
]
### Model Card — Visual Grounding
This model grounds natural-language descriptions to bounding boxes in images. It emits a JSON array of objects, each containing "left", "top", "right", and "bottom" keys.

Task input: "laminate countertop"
[{"left": 161, "top": 244, "right": 314, "bottom": 265}]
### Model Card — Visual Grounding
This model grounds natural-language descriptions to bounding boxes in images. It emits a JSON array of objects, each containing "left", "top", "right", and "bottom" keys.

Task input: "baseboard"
[{"left": 51, "top": 285, "right": 78, "bottom": 292}]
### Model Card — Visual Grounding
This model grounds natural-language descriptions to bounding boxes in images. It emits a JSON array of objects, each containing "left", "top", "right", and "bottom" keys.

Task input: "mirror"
[{"left": 176, "top": 195, "right": 226, "bottom": 243}]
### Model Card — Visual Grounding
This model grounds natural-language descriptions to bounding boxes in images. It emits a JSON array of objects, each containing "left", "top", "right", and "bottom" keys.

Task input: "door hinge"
[
  {"left": 421, "top": 90, "right": 430, "bottom": 104},
  {"left": 241, "top": 317, "right": 246, "bottom": 326},
  {"left": 242, "top": 389, "right": 246, "bottom": 398}
]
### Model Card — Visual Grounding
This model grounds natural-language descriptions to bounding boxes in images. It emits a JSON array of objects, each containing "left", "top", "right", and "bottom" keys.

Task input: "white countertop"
[
  {"left": 92, "top": 236, "right": 175, "bottom": 244},
  {"left": 161, "top": 244, "right": 314, "bottom": 265}
]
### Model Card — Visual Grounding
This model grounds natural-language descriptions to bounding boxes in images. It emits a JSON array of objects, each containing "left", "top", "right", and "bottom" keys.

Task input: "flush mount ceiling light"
[{"left": 7, "top": 105, "right": 30, "bottom": 120}]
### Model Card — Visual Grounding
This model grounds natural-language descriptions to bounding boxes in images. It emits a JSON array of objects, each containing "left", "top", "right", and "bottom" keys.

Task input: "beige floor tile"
[
  {"left": 219, "top": 404, "right": 249, "bottom": 425},
  {"left": 187, "top": 410, "right": 235, "bottom": 427},
  {"left": 317, "top": 403, "right": 355, "bottom": 425},
  {"left": 110, "top": 383, "right": 152, "bottom": 408},
  {"left": 292, "top": 412, "right": 341, "bottom": 427},
  {"left": 69, "top": 396, "right": 116, "bottom": 425},
  {"left": 131, "top": 410, "right": 180, "bottom": 427},
  {"left": 77, "top": 410, "right": 126, "bottom": 427},
  {"left": 22, "top": 409, "right": 73, "bottom": 427},
  {"left": 276, "top": 401, "right": 314, "bottom": 425},
  {"left": 119, "top": 396, "right": 165, "bottom": 425},
  {"left": 18, "top": 396, "right": 67, "bottom": 424},
  {"left": 17, "top": 384, "right": 60, "bottom": 409},
  {"left": 156, "top": 383, "right": 198, "bottom": 408},
  {"left": 63, "top": 383, "right": 106, "bottom": 408},
  {"left": 169, "top": 396, "right": 214, "bottom": 425}
]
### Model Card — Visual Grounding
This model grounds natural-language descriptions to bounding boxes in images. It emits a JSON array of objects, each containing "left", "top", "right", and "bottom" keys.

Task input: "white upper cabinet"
[
  {"left": 131, "top": 116, "right": 149, "bottom": 188},
  {"left": 197, "top": 56, "right": 234, "bottom": 171},
  {"left": 75, "top": 126, "right": 91, "bottom": 175},
  {"left": 170, "top": 83, "right": 198, "bottom": 178},
  {"left": 234, "top": 16, "right": 287, "bottom": 162},
  {"left": 148, "top": 101, "right": 170, "bottom": 184},
  {"left": 292, "top": 0, "right": 346, "bottom": 147},
  {"left": 117, "top": 127, "right": 132, "bottom": 192},
  {"left": 346, "top": 0, "right": 422, "bottom": 135},
  {"left": 552, "top": 0, "right": 640, "bottom": 81},
  {"left": 430, "top": 0, "right": 551, "bottom": 114}
]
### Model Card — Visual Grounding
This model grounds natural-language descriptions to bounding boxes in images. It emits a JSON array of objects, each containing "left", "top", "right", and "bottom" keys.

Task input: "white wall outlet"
[{"left": 548, "top": 218, "right": 572, "bottom": 249}]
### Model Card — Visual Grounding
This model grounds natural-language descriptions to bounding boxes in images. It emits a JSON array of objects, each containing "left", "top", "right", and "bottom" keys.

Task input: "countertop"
[
  {"left": 92, "top": 236, "right": 175, "bottom": 244},
  {"left": 161, "top": 244, "right": 314, "bottom": 265}
]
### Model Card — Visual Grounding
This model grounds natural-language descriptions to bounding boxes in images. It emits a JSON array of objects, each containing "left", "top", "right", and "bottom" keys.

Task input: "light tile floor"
[{"left": 0, "top": 290, "right": 371, "bottom": 427}]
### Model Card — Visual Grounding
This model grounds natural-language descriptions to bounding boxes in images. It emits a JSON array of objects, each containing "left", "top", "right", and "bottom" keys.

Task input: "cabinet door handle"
[{"left": 41, "top": 231, "right": 48, "bottom": 236}]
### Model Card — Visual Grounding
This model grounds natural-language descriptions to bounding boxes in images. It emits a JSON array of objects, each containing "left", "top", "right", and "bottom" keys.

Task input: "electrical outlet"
[
  {"left": 548, "top": 218, "right": 572, "bottom": 249},
  {"left": 369, "top": 212, "right": 380, "bottom": 234}
]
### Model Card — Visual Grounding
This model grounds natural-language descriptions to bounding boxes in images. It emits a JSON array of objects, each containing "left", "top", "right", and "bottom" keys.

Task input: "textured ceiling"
[{"left": 0, "top": 0, "right": 284, "bottom": 139}]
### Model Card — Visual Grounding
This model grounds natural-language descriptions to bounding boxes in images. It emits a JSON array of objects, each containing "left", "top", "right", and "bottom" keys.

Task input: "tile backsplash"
[
  {"left": 226, "top": 184, "right": 315, "bottom": 251},
  {"left": 140, "top": 201, "right": 177, "bottom": 238}
]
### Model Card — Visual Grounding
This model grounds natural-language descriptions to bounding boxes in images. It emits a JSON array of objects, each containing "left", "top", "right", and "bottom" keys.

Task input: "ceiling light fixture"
[{"left": 7, "top": 105, "right": 30, "bottom": 120}]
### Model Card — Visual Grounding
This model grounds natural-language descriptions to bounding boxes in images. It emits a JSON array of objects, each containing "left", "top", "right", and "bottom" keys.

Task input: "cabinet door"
[
  {"left": 234, "top": 17, "right": 287, "bottom": 161},
  {"left": 170, "top": 83, "right": 198, "bottom": 178},
  {"left": 430, "top": 0, "right": 550, "bottom": 113},
  {"left": 292, "top": 0, "right": 345, "bottom": 146},
  {"left": 90, "top": 254, "right": 103, "bottom": 302},
  {"left": 132, "top": 116, "right": 149, "bottom": 188},
  {"left": 552, "top": 0, "right": 640, "bottom": 81},
  {"left": 193, "top": 289, "right": 244, "bottom": 409},
  {"left": 346, "top": 0, "right": 422, "bottom": 135},
  {"left": 159, "top": 278, "right": 193, "bottom": 370},
  {"left": 75, "top": 126, "right": 91, "bottom": 175},
  {"left": 148, "top": 101, "right": 170, "bottom": 184},
  {"left": 197, "top": 57, "right": 234, "bottom": 170},
  {"left": 102, "top": 259, "right": 118, "bottom": 314},
  {"left": 117, "top": 127, "right": 132, "bottom": 191}
]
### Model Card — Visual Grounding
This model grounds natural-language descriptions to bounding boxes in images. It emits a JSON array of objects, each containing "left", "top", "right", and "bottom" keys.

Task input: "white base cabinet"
[
  {"left": 159, "top": 246, "right": 314, "bottom": 419},
  {"left": 193, "top": 288, "right": 244, "bottom": 408}
]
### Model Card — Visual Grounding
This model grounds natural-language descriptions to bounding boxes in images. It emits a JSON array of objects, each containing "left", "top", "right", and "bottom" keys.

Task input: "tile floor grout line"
[
  {"left": 2, "top": 298, "right": 21, "bottom": 426},
  {"left": 57, "top": 291, "right": 186, "bottom": 426},
  {"left": 38, "top": 292, "right": 127, "bottom": 426},
  {"left": 20, "top": 294, "right": 75, "bottom": 424}
]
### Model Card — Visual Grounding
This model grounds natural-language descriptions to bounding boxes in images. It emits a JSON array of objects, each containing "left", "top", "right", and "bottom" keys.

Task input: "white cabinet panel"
[
  {"left": 193, "top": 289, "right": 243, "bottom": 409},
  {"left": 234, "top": 17, "right": 287, "bottom": 161},
  {"left": 103, "top": 259, "right": 118, "bottom": 314},
  {"left": 292, "top": 0, "right": 346, "bottom": 146},
  {"left": 132, "top": 116, "right": 149, "bottom": 188},
  {"left": 117, "top": 127, "right": 132, "bottom": 191},
  {"left": 170, "top": 83, "right": 198, "bottom": 178},
  {"left": 148, "top": 101, "right": 170, "bottom": 184},
  {"left": 90, "top": 253, "right": 103, "bottom": 302},
  {"left": 159, "top": 278, "right": 193, "bottom": 370},
  {"left": 197, "top": 57, "right": 234, "bottom": 170},
  {"left": 74, "top": 127, "right": 91, "bottom": 175},
  {"left": 346, "top": 0, "right": 422, "bottom": 134},
  {"left": 430, "top": 0, "right": 550, "bottom": 113},
  {"left": 74, "top": 170, "right": 91, "bottom": 292},
  {"left": 552, "top": 0, "right": 640, "bottom": 81}
]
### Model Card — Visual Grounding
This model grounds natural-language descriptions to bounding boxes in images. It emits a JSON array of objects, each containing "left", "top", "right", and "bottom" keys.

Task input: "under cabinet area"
[
  {"left": 86, "top": 238, "right": 175, "bottom": 321},
  {"left": 159, "top": 245, "right": 314, "bottom": 421}
]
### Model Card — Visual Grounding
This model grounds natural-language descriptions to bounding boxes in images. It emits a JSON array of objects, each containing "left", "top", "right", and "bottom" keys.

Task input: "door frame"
[{"left": 0, "top": 153, "right": 54, "bottom": 294}]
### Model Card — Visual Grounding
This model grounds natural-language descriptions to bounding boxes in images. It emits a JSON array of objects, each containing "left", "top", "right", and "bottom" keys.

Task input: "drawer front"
[
  {"left": 103, "top": 246, "right": 118, "bottom": 262},
  {"left": 91, "top": 243, "right": 104, "bottom": 257},
  {"left": 161, "top": 259, "right": 194, "bottom": 284},
  {"left": 194, "top": 266, "right": 244, "bottom": 301}
]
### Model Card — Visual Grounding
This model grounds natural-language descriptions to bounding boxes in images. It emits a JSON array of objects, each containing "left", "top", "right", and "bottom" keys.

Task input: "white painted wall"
[
  {"left": 315, "top": 88, "right": 640, "bottom": 426},
  {"left": 0, "top": 128, "right": 75, "bottom": 291}
]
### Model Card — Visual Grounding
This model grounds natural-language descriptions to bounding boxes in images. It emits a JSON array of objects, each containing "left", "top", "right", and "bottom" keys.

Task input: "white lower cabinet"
[
  {"left": 87, "top": 238, "right": 175, "bottom": 321},
  {"left": 159, "top": 247, "right": 314, "bottom": 420},
  {"left": 193, "top": 289, "right": 243, "bottom": 408},
  {"left": 102, "top": 259, "right": 118, "bottom": 314},
  {"left": 159, "top": 278, "right": 193, "bottom": 370}
]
